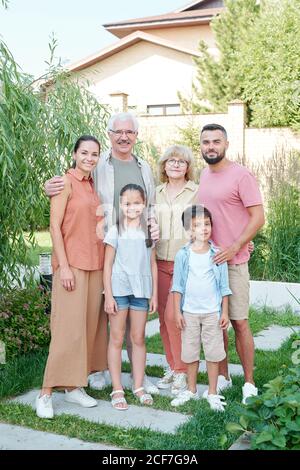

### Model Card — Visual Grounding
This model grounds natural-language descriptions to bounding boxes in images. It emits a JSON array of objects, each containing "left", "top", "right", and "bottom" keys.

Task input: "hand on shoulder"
[{"left": 45, "top": 175, "right": 65, "bottom": 197}]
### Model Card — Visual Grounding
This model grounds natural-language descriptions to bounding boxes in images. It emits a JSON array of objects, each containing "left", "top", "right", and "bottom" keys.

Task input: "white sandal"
[
  {"left": 110, "top": 390, "right": 128, "bottom": 411},
  {"left": 133, "top": 387, "right": 153, "bottom": 406}
]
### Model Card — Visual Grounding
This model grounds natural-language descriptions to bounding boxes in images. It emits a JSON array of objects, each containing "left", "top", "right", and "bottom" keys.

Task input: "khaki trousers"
[
  {"left": 43, "top": 267, "right": 104, "bottom": 388},
  {"left": 91, "top": 300, "right": 109, "bottom": 372}
]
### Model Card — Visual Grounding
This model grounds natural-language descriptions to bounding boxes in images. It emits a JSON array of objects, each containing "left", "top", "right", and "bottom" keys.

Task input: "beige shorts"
[
  {"left": 181, "top": 312, "right": 226, "bottom": 363},
  {"left": 228, "top": 263, "right": 250, "bottom": 321}
]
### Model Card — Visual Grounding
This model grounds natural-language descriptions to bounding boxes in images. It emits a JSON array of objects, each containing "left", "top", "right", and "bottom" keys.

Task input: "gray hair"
[{"left": 107, "top": 112, "right": 139, "bottom": 132}]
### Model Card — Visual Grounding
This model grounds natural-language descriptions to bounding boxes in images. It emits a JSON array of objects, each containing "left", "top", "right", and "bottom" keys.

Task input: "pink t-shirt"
[{"left": 197, "top": 162, "right": 262, "bottom": 265}]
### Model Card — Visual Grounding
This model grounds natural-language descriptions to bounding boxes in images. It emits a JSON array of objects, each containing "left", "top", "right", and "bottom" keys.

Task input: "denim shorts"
[{"left": 114, "top": 295, "right": 149, "bottom": 311}]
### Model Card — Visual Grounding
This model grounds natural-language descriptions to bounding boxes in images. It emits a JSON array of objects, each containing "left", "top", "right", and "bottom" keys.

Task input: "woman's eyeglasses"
[{"left": 166, "top": 159, "right": 188, "bottom": 167}]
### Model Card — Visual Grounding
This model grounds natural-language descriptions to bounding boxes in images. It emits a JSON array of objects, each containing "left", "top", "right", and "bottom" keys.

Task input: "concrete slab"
[
  {"left": 145, "top": 319, "right": 160, "bottom": 338},
  {"left": 229, "top": 432, "right": 251, "bottom": 450},
  {"left": 254, "top": 325, "right": 300, "bottom": 351},
  {"left": 122, "top": 350, "right": 244, "bottom": 376},
  {"left": 0, "top": 423, "right": 121, "bottom": 450},
  {"left": 10, "top": 389, "right": 190, "bottom": 435},
  {"left": 250, "top": 280, "right": 300, "bottom": 313},
  {"left": 120, "top": 372, "right": 207, "bottom": 397}
]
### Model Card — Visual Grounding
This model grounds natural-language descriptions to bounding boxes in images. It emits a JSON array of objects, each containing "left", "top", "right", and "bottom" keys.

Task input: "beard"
[{"left": 202, "top": 151, "right": 226, "bottom": 165}]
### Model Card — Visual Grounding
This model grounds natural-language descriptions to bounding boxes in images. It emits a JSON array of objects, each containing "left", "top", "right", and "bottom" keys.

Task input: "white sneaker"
[
  {"left": 217, "top": 375, "right": 232, "bottom": 393},
  {"left": 88, "top": 371, "right": 106, "bottom": 390},
  {"left": 205, "top": 393, "right": 227, "bottom": 412},
  {"left": 156, "top": 366, "right": 174, "bottom": 389},
  {"left": 171, "top": 389, "right": 199, "bottom": 407},
  {"left": 64, "top": 388, "right": 97, "bottom": 407},
  {"left": 242, "top": 382, "right": 258, "bottom": 404},
  {"left": 143, "top": 375, "right": 160, "bottom": 395},
  {"left": 36, "top": 394, "right": 54, "bottom": 419},
  {"left": 171, "top": 373, "right": 187, "bottom": 395}
]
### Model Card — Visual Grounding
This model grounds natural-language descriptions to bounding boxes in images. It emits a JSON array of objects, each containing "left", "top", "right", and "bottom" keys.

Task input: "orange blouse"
[{"left": 52, "top": 168, "right": 104, "bottom": 272}]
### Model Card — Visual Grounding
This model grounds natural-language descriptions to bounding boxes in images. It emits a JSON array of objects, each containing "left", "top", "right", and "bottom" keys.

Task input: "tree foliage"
[
  {"left": 1, "top": 0, "right": 9, "bottom": 9},
  {"left": 179, "top": 0, "right": 259, "bottom": 114},
  {"left": 240, "top": 0, "right": 300, "bottom": 128},
  {"left": 0, "top": 39, "right": 109, "bottom": 292},
  {"left": 180, "top": 0, "right": 300, "bottom": 129}
]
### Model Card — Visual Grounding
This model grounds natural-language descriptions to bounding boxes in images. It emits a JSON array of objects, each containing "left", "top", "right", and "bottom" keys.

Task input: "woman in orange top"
[{"left": 36, "top": 135, "right": 105, "bottom": 419}]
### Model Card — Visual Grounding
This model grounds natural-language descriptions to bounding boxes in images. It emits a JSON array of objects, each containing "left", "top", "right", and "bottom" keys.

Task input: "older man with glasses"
[{"left": 45, "top": 112, "right": 159, "bottom": 395}]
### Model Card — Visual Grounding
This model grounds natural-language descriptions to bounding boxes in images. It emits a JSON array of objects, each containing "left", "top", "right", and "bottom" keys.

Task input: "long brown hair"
[{"left": 117, "top": 184, "right": 152, "bottom": 248}]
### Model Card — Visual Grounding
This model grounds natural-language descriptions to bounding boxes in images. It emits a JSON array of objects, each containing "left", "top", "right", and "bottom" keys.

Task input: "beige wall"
[
  {"left": 138, "top": 112, "right": 227, "bottom": 151},
  {"left": 138, "top": 102, "right": 300, "bottom": 162},
  {"left": 73, "top": 41, "right": 196, "bottom": 113},
  {"left": 146, "top": 25, "right": 218, "bottom": 55},
  {"left": 245, "top": 128, "right": 300, "bottom": 162}
]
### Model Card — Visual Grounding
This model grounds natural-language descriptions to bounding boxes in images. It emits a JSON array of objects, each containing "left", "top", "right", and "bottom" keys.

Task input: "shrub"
[
  {"left": 0, "top": 285, "right": 51, "bottom": 361},
  {"left": 135, "top": 139, "right": 161, "bottom": 179},
  {"left": 249, "top": 150, "right": 300, "bottom": 282},
  {"left": 265, "top": 184, "right": 300, "bottom": 281},
  {"left": 226, "top": 360, "right": 300, "bottom": 450}
]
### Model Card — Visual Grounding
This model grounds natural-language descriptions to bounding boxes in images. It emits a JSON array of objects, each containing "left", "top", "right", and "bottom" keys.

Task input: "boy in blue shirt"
[{"left": 171, "top": 205, "right": 232, "bottom": 411}]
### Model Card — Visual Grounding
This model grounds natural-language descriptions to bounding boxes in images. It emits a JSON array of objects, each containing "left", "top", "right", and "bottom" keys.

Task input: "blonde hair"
[{"left": 158, "top": 145, "right": 195, "bottom": 183}]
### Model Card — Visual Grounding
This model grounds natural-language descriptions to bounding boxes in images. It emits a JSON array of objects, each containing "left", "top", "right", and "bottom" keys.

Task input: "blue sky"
[{"left": 0, "top": 0, "right": 186, "bottom": 78}]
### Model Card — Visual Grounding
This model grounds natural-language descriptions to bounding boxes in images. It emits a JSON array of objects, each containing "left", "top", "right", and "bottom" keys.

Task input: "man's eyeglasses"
[
  {"left": 166, "top": 159, "right": 188, "bottom": 167},
  {"left": 109, "top": 129, "right": 137, "bottom": 137}
]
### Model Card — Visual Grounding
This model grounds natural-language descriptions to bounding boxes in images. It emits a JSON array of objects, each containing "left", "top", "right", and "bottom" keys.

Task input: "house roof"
[
  {"left": 68, "top": 30, "right": 201, "bottom": 73},
  {"left": 175, "top": 1, "right": 206, "bottom": 12},
  {"left": 103, "top": 7, "right": 223, "bottom": 38},
  {"left": 175, "top": 0, "right": 224, "bottom": 13}
]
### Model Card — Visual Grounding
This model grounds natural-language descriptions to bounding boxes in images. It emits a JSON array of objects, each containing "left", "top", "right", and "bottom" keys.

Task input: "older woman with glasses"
[{"left": 155, "top": 145, "right": 198, "bottom": 395}]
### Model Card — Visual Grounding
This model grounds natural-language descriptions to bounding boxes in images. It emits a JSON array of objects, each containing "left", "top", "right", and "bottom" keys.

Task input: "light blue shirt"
[
  {"left": 182, "top": 248, "right": 220, "bottom": 314},
  {"left": 104, "top": 225, "right": 153, "bottom": 299},
  {"left": 171, "top": 241, "right": 232, "bottom": 315}
]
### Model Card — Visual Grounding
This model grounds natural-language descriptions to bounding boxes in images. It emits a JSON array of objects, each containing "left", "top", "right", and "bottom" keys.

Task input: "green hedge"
[{"left": 0, "top": 285, "right": 50, "bottom": 362}]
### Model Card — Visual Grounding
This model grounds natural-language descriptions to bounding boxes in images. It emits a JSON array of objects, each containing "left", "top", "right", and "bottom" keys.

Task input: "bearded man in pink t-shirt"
[{"left": 197, "top": 124, "right": 265, "bottom": 404}]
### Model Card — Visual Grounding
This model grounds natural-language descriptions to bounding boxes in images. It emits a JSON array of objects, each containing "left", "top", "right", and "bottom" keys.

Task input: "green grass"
[
  {"left": 148, "top": 312, "right": 158, "bottom": 321},
  {"left": 1, "top": 334, "right": 298, "bottom": 450},
  {"left": 1, "top": 305, "right": 299, "bottom": 449},
  {"left": 145, "top": 331, "right": 164, "bottom": 353},
  {"left": 228, "top": 306, "right": 300, "bottom": 363},
  {"left": 0, "top": 401, "right": 162, "bottom": 450},
  {"left": 23, "top": 231, "right": 52, "bottom": 266}
]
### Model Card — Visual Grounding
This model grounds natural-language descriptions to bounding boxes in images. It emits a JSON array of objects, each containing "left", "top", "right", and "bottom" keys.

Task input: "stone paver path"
[
  {"left": 122, "top": 350, "right": 244, "bottom": 376},
  {"left": 3, "top": 319, "right": 300, "bottom": 450},
  {"left": 228, "top": 432, "right": 251, "bottom": 451},
  {"left": 10, "top": 389, "right": 190, "bottom": 435},
  {"left": 145, "top": 319, "right": 160, "bottom": 338},
  {"left": 0, "top": 423, "right": 122, "bottom": 450},
  {"left": 120, "top": 372, "right": 207, "bottom": 397},
  {"left": 254, "top": 325, "right": 300, "bottom": 351}
]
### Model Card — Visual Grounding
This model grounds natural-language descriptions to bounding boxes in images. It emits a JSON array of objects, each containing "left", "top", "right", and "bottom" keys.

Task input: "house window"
[{"left": 147, "top": 104, "right": 181, "bottom": 116}]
